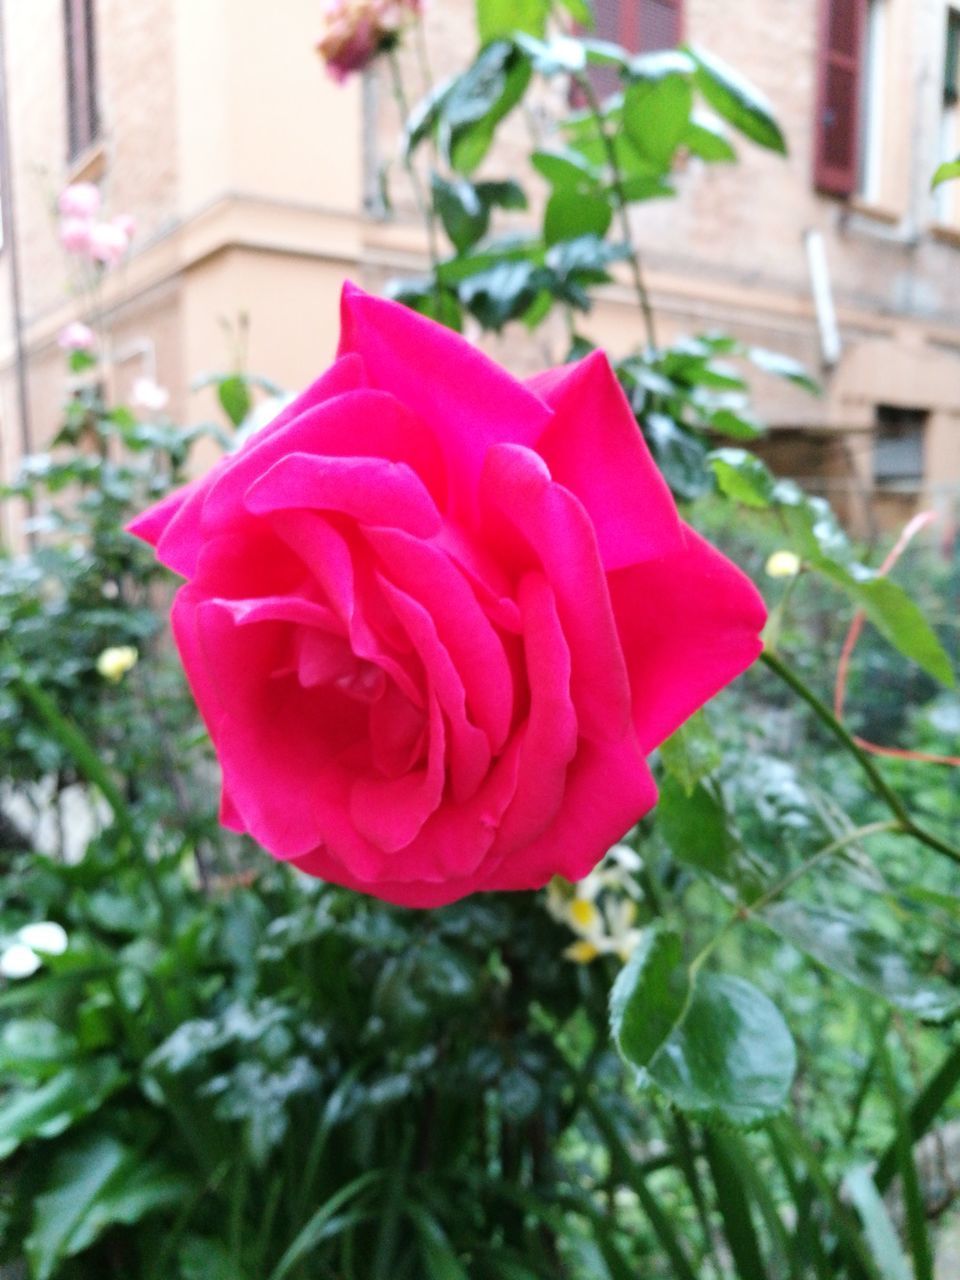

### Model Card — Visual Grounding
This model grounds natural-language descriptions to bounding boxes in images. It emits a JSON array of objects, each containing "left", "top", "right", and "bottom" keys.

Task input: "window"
[
  {"left": 936, "top": 8, "right": 960, "bottom": 224},
  {"left": 814, "top": 0, "right": 886, "bottom": 199},
  {"left": 873, "top": 405, "right": 926, "bottom": 490},
  {"left": 587, "top": 0, "right": 684, "bottom": 99},
  {"left": 64, "top": 0, "right": 98, "bottom": 161}
]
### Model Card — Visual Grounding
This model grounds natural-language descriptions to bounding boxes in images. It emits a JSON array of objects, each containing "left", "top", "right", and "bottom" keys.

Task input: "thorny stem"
[
  {"left": 578, "top": 73, "right": 658, "bottom": 352},
  {"left": 761, "top": 650, "right": 960, "bottom": 867},
  {"left": 387, "top": 48, "right": 443, "bottom": 296}
]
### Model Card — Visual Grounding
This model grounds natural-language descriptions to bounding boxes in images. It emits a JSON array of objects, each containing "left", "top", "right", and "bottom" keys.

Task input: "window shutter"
[
  {"left": 64, "top": 0, "right": 98, "bottom": 160},
  {"left": 637, "top": 0, "right": 684, "bottom": 53},
  {"left": 814, "top": 0, "right": 867, "bottom": 196}
]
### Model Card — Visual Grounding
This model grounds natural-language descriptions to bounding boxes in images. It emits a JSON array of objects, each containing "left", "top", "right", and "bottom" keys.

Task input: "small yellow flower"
[
  {"left": 96, "top": 645, "right": 139, "bottom": 683},
  {"left": 564, "top": 939, "right": 600, "bottom": 965},
  {"left": 765, "top": 550, "right": 801, "bottom": 579}
]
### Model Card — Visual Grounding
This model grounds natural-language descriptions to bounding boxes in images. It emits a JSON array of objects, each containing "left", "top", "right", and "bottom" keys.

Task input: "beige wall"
[{"left": 0, "top": 0, "right": 959, "bottom": 541}]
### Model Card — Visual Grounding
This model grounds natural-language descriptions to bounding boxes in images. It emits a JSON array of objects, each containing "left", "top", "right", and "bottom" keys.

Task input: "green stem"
[
  {"left": 577, "top": 74, "right": 657, "bottom": 351},
  {"left": 387, "top": 49, "right": 442, "bottom": 290},
  {"left": 760, "top": 650, "right": 960, "bottom": 866}
]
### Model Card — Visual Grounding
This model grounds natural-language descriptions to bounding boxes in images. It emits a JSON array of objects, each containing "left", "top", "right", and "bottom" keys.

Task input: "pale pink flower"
[
  {"left": 132, "top": 376, "right": 170, "bottom": 412},
  {"left": 58, "top": 182, "right": 101, "bottom": 220},
  {"left": 316, "top": 0, "right": 422, "bottom": 82},
  {"left": 88, "top": 221, "right": 130, "bottom": 266},
  {"left": 60, "top": 216, "right": 94, "bottom": 255},
  {"left": 57, "top": 321, "right": 97, "bottom": 353}
]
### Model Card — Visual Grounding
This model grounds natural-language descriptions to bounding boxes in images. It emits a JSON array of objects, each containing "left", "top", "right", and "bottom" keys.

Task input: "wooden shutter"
[
  {"left": 814, "top": 0, "right": 866, "bottom": 196},
  {"left": 64, "top": 0, "right": 99, "bottom": 160},
  {"left": 636, "top": 0, "right": 684, "bottom": 53}
]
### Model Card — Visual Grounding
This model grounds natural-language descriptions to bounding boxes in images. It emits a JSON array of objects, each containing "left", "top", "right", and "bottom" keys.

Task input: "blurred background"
[{"left": 1, "top": 0, "right": 959, "bottom": 549}]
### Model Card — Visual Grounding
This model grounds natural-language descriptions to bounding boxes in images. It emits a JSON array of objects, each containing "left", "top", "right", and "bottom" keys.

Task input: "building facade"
[{"left": 0, "top": 0, "right": 959, "bottom": 546}]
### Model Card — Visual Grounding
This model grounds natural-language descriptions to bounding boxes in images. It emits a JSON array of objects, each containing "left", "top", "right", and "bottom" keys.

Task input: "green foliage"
[{"left": 2, "top": 4, "right": 960, "bottom": 1277}]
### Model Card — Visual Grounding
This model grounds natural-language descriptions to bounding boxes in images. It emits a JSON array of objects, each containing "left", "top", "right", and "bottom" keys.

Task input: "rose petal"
[
  {"left": 480, "top": 442, "right": 631, "bottom": 743},
  {"left": 366, "top": 527, "right": 515, "bottom": 752},
  {"left": 244, "top": 452, "right": 441, "bottom": 537},
  {"left": 481, "top": 731, "right": 657, "bottom": 892},
  {"left": 125, "top": 478, "right": 202, "bottom": 547},
  {"left": 494, "top": 573, "right": 578, "bottom": 852},
  {"left": 529, "top": 349, "right": 683, "bottom": 570},
  {"left": 609, "top": 523, "right": 767, "bottom": 753},
  {"left": 338, "top": 282, "right": 551, "bottom": 516},
  {"left": 151, "top": 354, "right": 369, "bottom": 578},
  {"left": 349, "top": 696, "right": 446, "bottom": 851}
]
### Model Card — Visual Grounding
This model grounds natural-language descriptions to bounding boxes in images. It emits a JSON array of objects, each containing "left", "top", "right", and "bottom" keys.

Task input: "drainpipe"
[{"left": 0, "top": 0, "right": 34, "bottom": 515}]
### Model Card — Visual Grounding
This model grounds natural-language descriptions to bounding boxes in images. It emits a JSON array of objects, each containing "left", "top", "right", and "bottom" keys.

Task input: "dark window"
[
  {"left": 64, "top": 0, "right": 98, "bottom": 161},
  {"left": 945, "top": 9, "right": 960, "bottom": 107},
  {"left": 814, "top": 0, "right": 866, "bottom": 196},
  {"left": 586, "top": 0, "right": 684, "bottom": 99},
  {"left": 873, "top": 405, "right": 926, "bottom": 490}
]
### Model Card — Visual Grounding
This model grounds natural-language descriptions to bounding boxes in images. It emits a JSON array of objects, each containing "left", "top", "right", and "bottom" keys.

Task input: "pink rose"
[
  {"left": 60, "top": 216, "right": 94, "bottom": 255},
  {"left": 129, "top": 284, "right": 764, "bottom": 907},
  {"left": 316, "top": 0, "right": 421, "bottom": 81},
  {"left": 58, "top": 182, "right": 101, "bottom": 220},
  {"left": 58, "top": 321, "right": 97, "bottom": 353},
  {"left": 88, "top": 221, "right": 130, "bottom": 266}
]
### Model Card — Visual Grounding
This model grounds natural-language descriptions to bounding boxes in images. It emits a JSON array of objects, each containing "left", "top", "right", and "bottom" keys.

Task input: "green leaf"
[
  {"left": 709, "top": 447, "right": 776, "bottom": 508},
  {"left": 623, "top": 74, "right": 694, "bottom": 167},
  {"left": 659, "top": 710, "right": 722, "bottom": 795},
  {"left": 682, "top": 115, "right": 737, "bottom": 162},
  {"left": 544, "top": 188, "right": 613, "bottom": 245},
  {"left": 0, "top": 1018, "right": 78, "bottom": 1078},
  {"left": 748, "top": 345, "right": 821, "bottom": 394},
  {"left": 932, "top": 156, "right": 960, "bottom": 189},
  {"left": 0, "top": 1057, "right": 125, "bottom": 1159},
  {"left": 641, "top": 974, "right": 796, "bottom": 1127},
  {"left": 26, "top": 1134, "right": 189, "bottom": 1280},
  {"left": 431, "top": 174, "right": 489, "bottom": 252},
  {"left": 847, "top": 576, "right": 954, "bottom": 688},
  {"left": 477, "top": 0, "right": 549, "bottom": 42},
  {"left": 656, "top": 774, "right": 734, "bottom": 877},
  {"left": 707, "top": 406, "right": 765, "bottom": 440},
  {"left": 217, "top": 375, "right": 252, "bottom": 428},
  {"left": 689, "top": 46, "right": 787, "bottom": 154},
  {"left": 531, "top": 148, "right": 600, "bottom": 190},
  {"left": 843, "top": 1166, "right": 913, "bottom": 1280},
  {"left": 645, "top": 413, "right": 712, "bottom": 500},
  {"left": 763, "top": 902, "right": 960, "bottom": 1022},
  {"left": 268, "top": 1171, "right": 384, "bottom": 1280},
  {"left": 610, "top": 926, "right": 689, "bottom": 1068},
  {"left": 441, "top": 43, "right": 532, "bottom": 174}
]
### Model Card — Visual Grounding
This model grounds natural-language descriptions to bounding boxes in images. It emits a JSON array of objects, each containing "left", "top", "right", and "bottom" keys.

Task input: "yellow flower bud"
[
  {"left": 765, "top": 550, "right": 801, "bottom": 579},
  {"left": 96, "top": 645, "right": 139, "bottom": 683}
]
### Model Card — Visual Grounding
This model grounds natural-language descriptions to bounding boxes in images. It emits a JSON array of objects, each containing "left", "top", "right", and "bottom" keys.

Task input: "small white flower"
[
  {"left": 131, "top": 376, "right": 170, "bottom": 413},
  {"left": 0, "top": 944, "right": 41, "bottom": 980},
  {"left": 96, "top": 645, "right": 139, "bottom": 682},
  {"left": 765, "top": 550, "right": 802, "bottom": 579},
  {"left": 18, "top": 922, "right": 68, "bottom": 955}
]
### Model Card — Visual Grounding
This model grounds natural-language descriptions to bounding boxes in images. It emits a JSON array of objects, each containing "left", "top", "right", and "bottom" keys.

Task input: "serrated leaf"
[
  {"left": 610, "top": 926, "right": 689, "bottom": 1068},
  {"left": 690, "top": 46, "right": 787, "bottom": 154},
  {"left": 641, "top": 974, "right": 796, "bottom": 1127},
  {"left": 645, "top": 414, "right": 712, "bottom": 501},
  {"left": 477, "top": 0, "right": 550, "bottom": 42},
  {"left": 431, "top": 174, "right": 489, "bottom": 252},
  {"left": 531, "top": 148, "right": 600, "bottom": 189},
  {"left": 682, "top": 115, "right": 736, "bottom": 162},
  {"left": 544, "top": 188, "right": 613, "bottom": 245},
  {"left": 657, "top": 774, "right": 734, "bottom": 877},
  {"left": 709, "top": 447, "right": 776, "bottom": 508},
  {"left": 763, "top": 902, "right": 960, "bottom": 1022},
  {"left": 748, "top": 345, "right": 821, "bottom": 394},
  {"left": 623, "top": 74, "right": 693, "bottom": 168},
  {"left": 441, "top": 43, "right": 532, "bottom": 175},
  {"left": 659, "top": 710, "right": 722, "bottom": 795}
]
